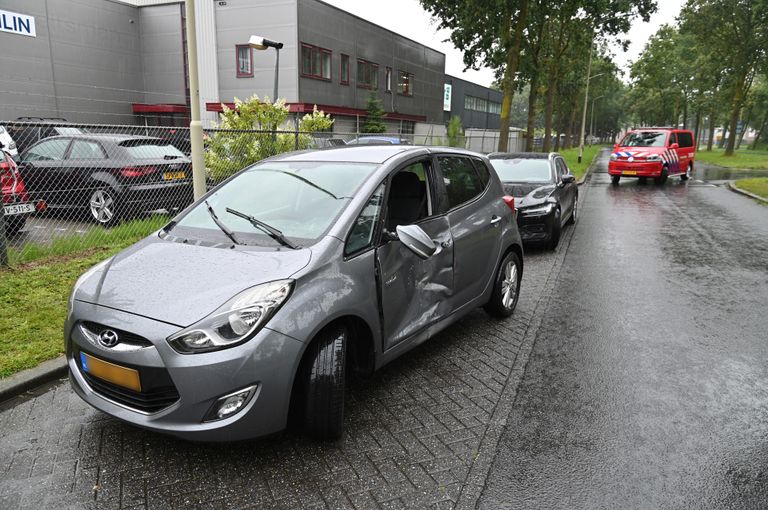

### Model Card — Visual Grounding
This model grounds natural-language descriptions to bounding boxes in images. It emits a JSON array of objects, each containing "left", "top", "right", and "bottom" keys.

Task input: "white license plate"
[{"left": 3, "top": 203, "right": 35, "bottom": 216}]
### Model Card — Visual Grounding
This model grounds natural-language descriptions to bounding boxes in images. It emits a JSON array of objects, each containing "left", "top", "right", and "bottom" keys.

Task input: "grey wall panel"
[
  {"left": 297, "top": 0, "right": 444, "bottom": 123},
  {"left": 214, "top": 0, "right": 299, "bottom": 106},
  {"left": 140, "top": 4, "right": 186, "bottom": 107},
  {"left": 445, "top": 75, "right": 503, "bottom": 130}
]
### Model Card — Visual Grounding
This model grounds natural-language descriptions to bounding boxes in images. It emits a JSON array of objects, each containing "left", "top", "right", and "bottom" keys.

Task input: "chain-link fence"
[{"left": 1, "top": 120, "right": 525, "bottom": 266}]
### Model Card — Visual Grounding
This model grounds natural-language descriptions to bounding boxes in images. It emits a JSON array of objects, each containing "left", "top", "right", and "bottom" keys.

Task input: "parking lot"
[{"left": 0, "top": 221, "right": 573, "bottom": 509}]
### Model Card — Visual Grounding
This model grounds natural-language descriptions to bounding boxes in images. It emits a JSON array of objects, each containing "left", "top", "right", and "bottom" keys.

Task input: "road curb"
[
  {"left": 0, "top": 356, "right": 67, "bottom": 403},
  {"left": 728, "top": 181, "right": 768, "bottom": 204},
  {"left": 577, "top": 148, "right": 605, "bottom": 186}
]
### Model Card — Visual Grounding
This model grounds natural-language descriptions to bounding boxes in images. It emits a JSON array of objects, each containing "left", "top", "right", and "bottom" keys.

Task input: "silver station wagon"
[{"left": 66, "top": 146, "right": 524, "bottom": 441}]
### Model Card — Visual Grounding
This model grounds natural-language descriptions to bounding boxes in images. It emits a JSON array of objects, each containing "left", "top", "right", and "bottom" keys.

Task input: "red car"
[
  {"left": 608, "top": 128, "right": 695, "bottom": 185},
  {"left": 1, "top": 150, "right": 44, "bottom": 235}
]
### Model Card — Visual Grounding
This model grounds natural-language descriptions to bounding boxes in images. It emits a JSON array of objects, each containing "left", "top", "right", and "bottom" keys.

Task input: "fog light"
[{"left": 204, "top": 385, "right": 258, "bottom": 422}]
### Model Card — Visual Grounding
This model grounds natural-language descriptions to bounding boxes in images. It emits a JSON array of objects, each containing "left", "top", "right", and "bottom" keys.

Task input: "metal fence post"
[{"left": 0, "top": 205, "right": 8, "bottom": 267}]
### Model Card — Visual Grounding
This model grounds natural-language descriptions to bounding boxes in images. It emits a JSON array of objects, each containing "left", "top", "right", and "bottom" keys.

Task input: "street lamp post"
[
  {"left": 577, "top": 42, "right": 606, "bottom": 163},
  {"left": 184, "top": 0, "right": 206, "bottom": 201},
  {"left": 249, "top": 35, "right": 284, "bottom": 102}
]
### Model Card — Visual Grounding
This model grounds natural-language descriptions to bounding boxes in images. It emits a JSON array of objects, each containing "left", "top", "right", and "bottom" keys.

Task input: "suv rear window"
[
  {"left": 120, "top": 140, "right": 186, "bottom": 159},
  {"left": 620, "top": 131, "right": 667, "bottom": 147}
]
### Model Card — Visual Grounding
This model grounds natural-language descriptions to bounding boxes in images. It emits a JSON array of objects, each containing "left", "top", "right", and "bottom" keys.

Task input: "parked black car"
[
  {"left": 8, "top": 118, "right": 89, "bottom": 155},
  {"left": 18, "top": 134, "right": 194, "bottom": 226},
  {"left": 488, "top": 152, "right": 578, "bottom": 249}
]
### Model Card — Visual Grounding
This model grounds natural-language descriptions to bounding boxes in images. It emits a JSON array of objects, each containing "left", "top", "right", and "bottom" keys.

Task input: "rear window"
[
  {"left": 54, "top": 127, "right": 84, "bottom": 136},
  {"left": 490, "top": 158, "right": 552, "bottom": 183},
  {"left": 120, "top": 140, "right": 186, "bottom": 159},
  {"left": 620, "top": 131, "right": 667, "bottom": 147}
]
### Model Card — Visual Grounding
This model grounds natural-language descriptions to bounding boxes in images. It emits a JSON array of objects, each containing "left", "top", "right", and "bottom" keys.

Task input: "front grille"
[
  {"left": 81, "top": 321, "right": 153, "bottom": 347},
  {"left": 77, "top": 348, "right": 180, "bottom": 413}
]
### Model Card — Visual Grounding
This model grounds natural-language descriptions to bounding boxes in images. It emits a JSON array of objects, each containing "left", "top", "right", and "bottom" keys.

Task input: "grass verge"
[
  {"left": 695, "top": 148, "right": 768, "bottom": 170},
  {"left": 734, "top": 178, "right": 768, "bottom": 202},
  {"left": 1, "top": 216, "right": 168, "bottom": 378},
  {"left": 560, "top": 145, "right": 604, "bottom": 180}
]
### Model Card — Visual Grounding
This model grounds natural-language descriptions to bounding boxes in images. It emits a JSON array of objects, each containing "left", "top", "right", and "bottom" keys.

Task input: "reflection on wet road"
[{"left": 480, "top": 150, "right": 768, "bottom": 508}]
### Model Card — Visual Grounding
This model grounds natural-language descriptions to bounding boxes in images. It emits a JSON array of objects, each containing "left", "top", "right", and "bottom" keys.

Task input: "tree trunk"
[
  {"left": 525, "top": 74, "right": 539, "bottom": 151},
  {"left": 682, "top": 100, "right": 688, "bottom": 130},
  {"left": 568, "top": 106, "right": 578, "bottom": 149},
  {"left": 497, "top": 0, "right": 529, "bottom": 152},
  {"left": 725, "top": 73, "right": 747, "bottom": 156},
  {"left": 707, "top": 111, "right": 715, "bottom": 151},
  {"left": 553, "top": 108, "right": 563, "bottom": 151},
  {"left": 542, "top": 77, "right": 556, "bottom": 152},
  {"left": 750, "top": 111, "right": 768, "bottom": 149},
  {"left": 737, "top": 106, "right": 751, "bottom": 149},
  {"left": 693, "top": 108, "right": 701, "bottom": 149}
]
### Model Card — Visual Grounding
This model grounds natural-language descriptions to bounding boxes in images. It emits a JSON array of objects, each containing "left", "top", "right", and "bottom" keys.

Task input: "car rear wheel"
[
  {"left": 654, "top": 166, "right": 669, "bottom": 185},
  {"left": 681, "top": 163, "right": 692, "bottom": 181},
  {"left": 567, "top": 195, "right": 578, "bottom": 225},
  {"left": 611, "top": 175, "right": 620, "bottom": 185},
  {"left": 88, "top": 188, "right": 120, "bottom": 227},
  {"left": 484, "top": 251, "right": 522, "bottom": 318},
  {"left": 301, "top": 325, "right": 347, "bottom": 440},
  {"left": 4, "top": 216, "right": 25, "bottom": 236}
]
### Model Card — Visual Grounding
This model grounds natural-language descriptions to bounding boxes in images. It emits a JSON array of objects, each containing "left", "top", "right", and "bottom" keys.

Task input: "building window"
[
  {"left": 489, "top": 101, "right": 502, "bottom": 115},
  {"left": 357, "top": 59, "right": 378, "bottom": 90},
  {"left": 385, "top": 67, "right": 392, "bottom": 92},
  {"left": 301, "top": 43, "right": 332, "bottom": 81},
  {"left": 236, "top": 45, "right": 253, "bottom": 77},
  {"left": 398, "top": 71, "right": 413, "bottom": 96},
  {"left": 400, "top": 120, "right": 415, "bottom": 135},
  {"left": 340, "top": 54, "right": 350, "bottom": 85},
  {"left": 464, "top": 94, "right": 502, "bottom": 114}
]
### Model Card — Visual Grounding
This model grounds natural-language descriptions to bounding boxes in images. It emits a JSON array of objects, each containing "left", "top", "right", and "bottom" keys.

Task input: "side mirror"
[
  {"left": 562, "top": 174, "right": 576, "bottom": 184},
  {"left": 670, "top": 143, "right": 679, "bottom": 149},
  {"left": 613, "top": 143, "right": 619, "bottom": 150},
  {"left": 395, "top": 224, "right": 437, "bottom": 260}
]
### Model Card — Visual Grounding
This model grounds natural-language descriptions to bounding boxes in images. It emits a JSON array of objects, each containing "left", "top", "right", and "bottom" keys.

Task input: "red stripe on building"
[{"left": 132, "top": 103, "right": 190, "bottom": 114}]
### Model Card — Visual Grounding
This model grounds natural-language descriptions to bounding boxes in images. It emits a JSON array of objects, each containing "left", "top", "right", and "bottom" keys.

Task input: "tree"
[
  {"left": 680, "top": 0, "right": 768, "bottom": 155},
  {"left": 419, "top": 0, "right": 530, "bottom": 152},
  {"left": 447, "top": 116, "right": 465, "bottom": 147},
  {"left": 205, "top": 95, "right": 333, "bottom": 182},
  {"left": 361, "top": 92, "right": 387, "bottom": 133}
]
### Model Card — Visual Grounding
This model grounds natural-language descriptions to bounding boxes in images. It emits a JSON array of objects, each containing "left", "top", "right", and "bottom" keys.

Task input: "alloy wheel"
[
  {"left": 501, "top": 260, "right": 518, "bottom": 309},
  {"left": 89, "top": 189, "right": 115, "bottom": 224}
]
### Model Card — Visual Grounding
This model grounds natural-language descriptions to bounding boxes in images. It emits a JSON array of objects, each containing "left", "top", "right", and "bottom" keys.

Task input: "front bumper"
[
  {"left": 608, "top": 161, "right": 663, "bottom": 177},
  {"left": 66, "top": 301, "right": 303, "bottom": 442},
  {"left": 516, "top": 207, "right": 556, "bottom": 243}
]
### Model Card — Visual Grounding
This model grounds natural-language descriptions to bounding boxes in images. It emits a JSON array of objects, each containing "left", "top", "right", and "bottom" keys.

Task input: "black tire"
[
  {"left": 654, "top": 166, "right": 669, "bottom": 185},
  {"left": 638, "top": 176, "right": 648, "bottom": 185},
  {"left": 566, "top": 194, "right": 578, "bottom": 225},
  {"left": 302, "top": 325, "right": 347, "bottom": 440},
  {"left": 484, "top": 251, "right": 522, "bottom": 318},
  {"left": 547, "top": 207, "right": 561, "bottom": 250},
  {"left": 87, "top": 188, "right": 120, "bottom": 227},
  {"left": 681, "top": 163, "right": 692, "bottom": 181},
  {"left": 611, "top": 175, "right": 620, "bottom": 185},
  {"left": 4, "top": 216, "right": 25, "bottom": 236}
]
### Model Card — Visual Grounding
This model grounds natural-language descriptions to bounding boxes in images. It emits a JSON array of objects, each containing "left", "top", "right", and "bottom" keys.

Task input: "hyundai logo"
[{"left": 98, "top": 329, "right": 120, "bottom": 348}]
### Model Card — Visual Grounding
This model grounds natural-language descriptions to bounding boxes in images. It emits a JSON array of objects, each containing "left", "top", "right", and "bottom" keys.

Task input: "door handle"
[{"left": 490, "top": 215, "right": 502, "bottom": 227}]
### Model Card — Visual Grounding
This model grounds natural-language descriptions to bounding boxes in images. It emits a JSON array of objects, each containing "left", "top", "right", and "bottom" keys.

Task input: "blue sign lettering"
[{"left": 0, "top": 9, "right": 36, "bottom": 38}]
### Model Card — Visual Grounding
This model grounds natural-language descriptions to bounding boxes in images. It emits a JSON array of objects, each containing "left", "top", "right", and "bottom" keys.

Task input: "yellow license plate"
[
  {"left": 622, "top": 170, "right": 637, "bottom": 176},
  {"left": 81, "top": 352, "right": 142, "bottom": 392},
  {"left": 162, "top": 171, "right": 186, "bottom": 181}
]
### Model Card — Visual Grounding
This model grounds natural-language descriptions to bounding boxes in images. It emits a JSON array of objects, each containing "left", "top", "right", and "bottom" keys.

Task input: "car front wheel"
[
  {"left": 484, "top": 251, "right": 522, "bottom": 318},
  {"left": 4, "top": 216, "right": 26, "bottom": 236},
  {"left": 301, "top": 324, "right": 347, "bottom": 440}
]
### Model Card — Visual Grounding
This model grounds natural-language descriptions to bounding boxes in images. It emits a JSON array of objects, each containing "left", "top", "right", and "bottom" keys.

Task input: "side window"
[
  {"left": 23, "top": 139, "right": 69, "bottom": 162},
  {"left": 470, "top": 157, "right": 491, "bottom": 188},
  {"left": 556, "top": 158, "right": 569, "bottom": 177},
  {"left": 68, "top": 140, "right": 106, "bottom": 160},
  {"left": 345, "top": 183, "right": 385, "bottom": 256},
  {"left": 669, "top": 132, "right": 677, "bottom": 146},
  {"left": 439, "top": 156, "right": 484, "bottom": 209},
  {"left": 678, "top": 132, "right": 693, "bottom": 148},
  {"left": 385, "top": 160, "right": 432, "bottom": 230}
]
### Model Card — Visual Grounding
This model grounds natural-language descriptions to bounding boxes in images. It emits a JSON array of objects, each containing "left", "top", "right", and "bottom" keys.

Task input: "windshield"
[
  {"left": 173, "top": 161, "right": 378, "bottom": 245},
  {"left": 620, "top": 131, "right": 667, "bottom": 147},
  {"left": 121, "top": 141, "right": 186, "bottom": 159},
  {"left": 490, "top": 159, "right": 552, "bottom": 183}
]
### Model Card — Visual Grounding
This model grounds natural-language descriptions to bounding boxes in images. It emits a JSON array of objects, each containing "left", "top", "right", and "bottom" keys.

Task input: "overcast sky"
[{"left": 323, "top": 0, "right": 686, "bottom": 86}]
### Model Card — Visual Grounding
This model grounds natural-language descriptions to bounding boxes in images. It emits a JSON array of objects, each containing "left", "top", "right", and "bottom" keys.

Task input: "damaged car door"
[{"left": 376, "top": 157, "right": 454, "bottom": 351}]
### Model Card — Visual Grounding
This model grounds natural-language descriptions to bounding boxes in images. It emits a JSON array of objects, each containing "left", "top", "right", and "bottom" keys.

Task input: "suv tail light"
[
  {"left": 1, "top": 162, "right": 15, "bottom": 189},
  {"left": 503, "top": 195, "right": 515, "bottom": 212},
  {"left": 120, "top": 166, "right": 158, "bottom": 178}
]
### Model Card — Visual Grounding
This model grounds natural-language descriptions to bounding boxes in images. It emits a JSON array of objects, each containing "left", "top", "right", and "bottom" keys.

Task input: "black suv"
[{"left": 8, "top": 118, "right": 88, "bottom": 155}]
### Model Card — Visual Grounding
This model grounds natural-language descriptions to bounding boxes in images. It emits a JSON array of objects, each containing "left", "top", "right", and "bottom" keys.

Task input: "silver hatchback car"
[{"left": 66, "top": 146, "right": 523, "bottom": 441}]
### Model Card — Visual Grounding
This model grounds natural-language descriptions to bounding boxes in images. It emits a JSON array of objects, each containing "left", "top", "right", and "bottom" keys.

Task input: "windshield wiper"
[
  {"left": 225, "top": 207, "right": 299, "bottom": 249},
  {"left": 205, "top": 201, "right": 243, "bottom": 246},
  {"left": 262, "top": 169, "right": 342, "bottom": 199}
]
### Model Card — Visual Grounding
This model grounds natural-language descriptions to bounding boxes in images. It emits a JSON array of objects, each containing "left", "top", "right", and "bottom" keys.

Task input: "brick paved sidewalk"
[{"left": 0, "top": 229, "right": 573, "bottom": 510}]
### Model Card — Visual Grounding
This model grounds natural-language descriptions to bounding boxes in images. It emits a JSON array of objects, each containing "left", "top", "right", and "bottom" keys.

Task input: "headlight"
[
  {"left": 646, "top": 154, "right": 662, "bottom": 162},
  {"left": 168, "top": 279, "right": 293, "bottom": 354},
  {"left": 609, "top": 153, "right": 618, "bottom": 161},
  {"left": 520, "top": 203, "right": 554, "bottom": 216}
]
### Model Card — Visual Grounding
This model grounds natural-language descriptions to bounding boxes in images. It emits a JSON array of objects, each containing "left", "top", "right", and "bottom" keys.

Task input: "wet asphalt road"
[{"left": 479, "top": 151, "right": 768, "bottom": 508}]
